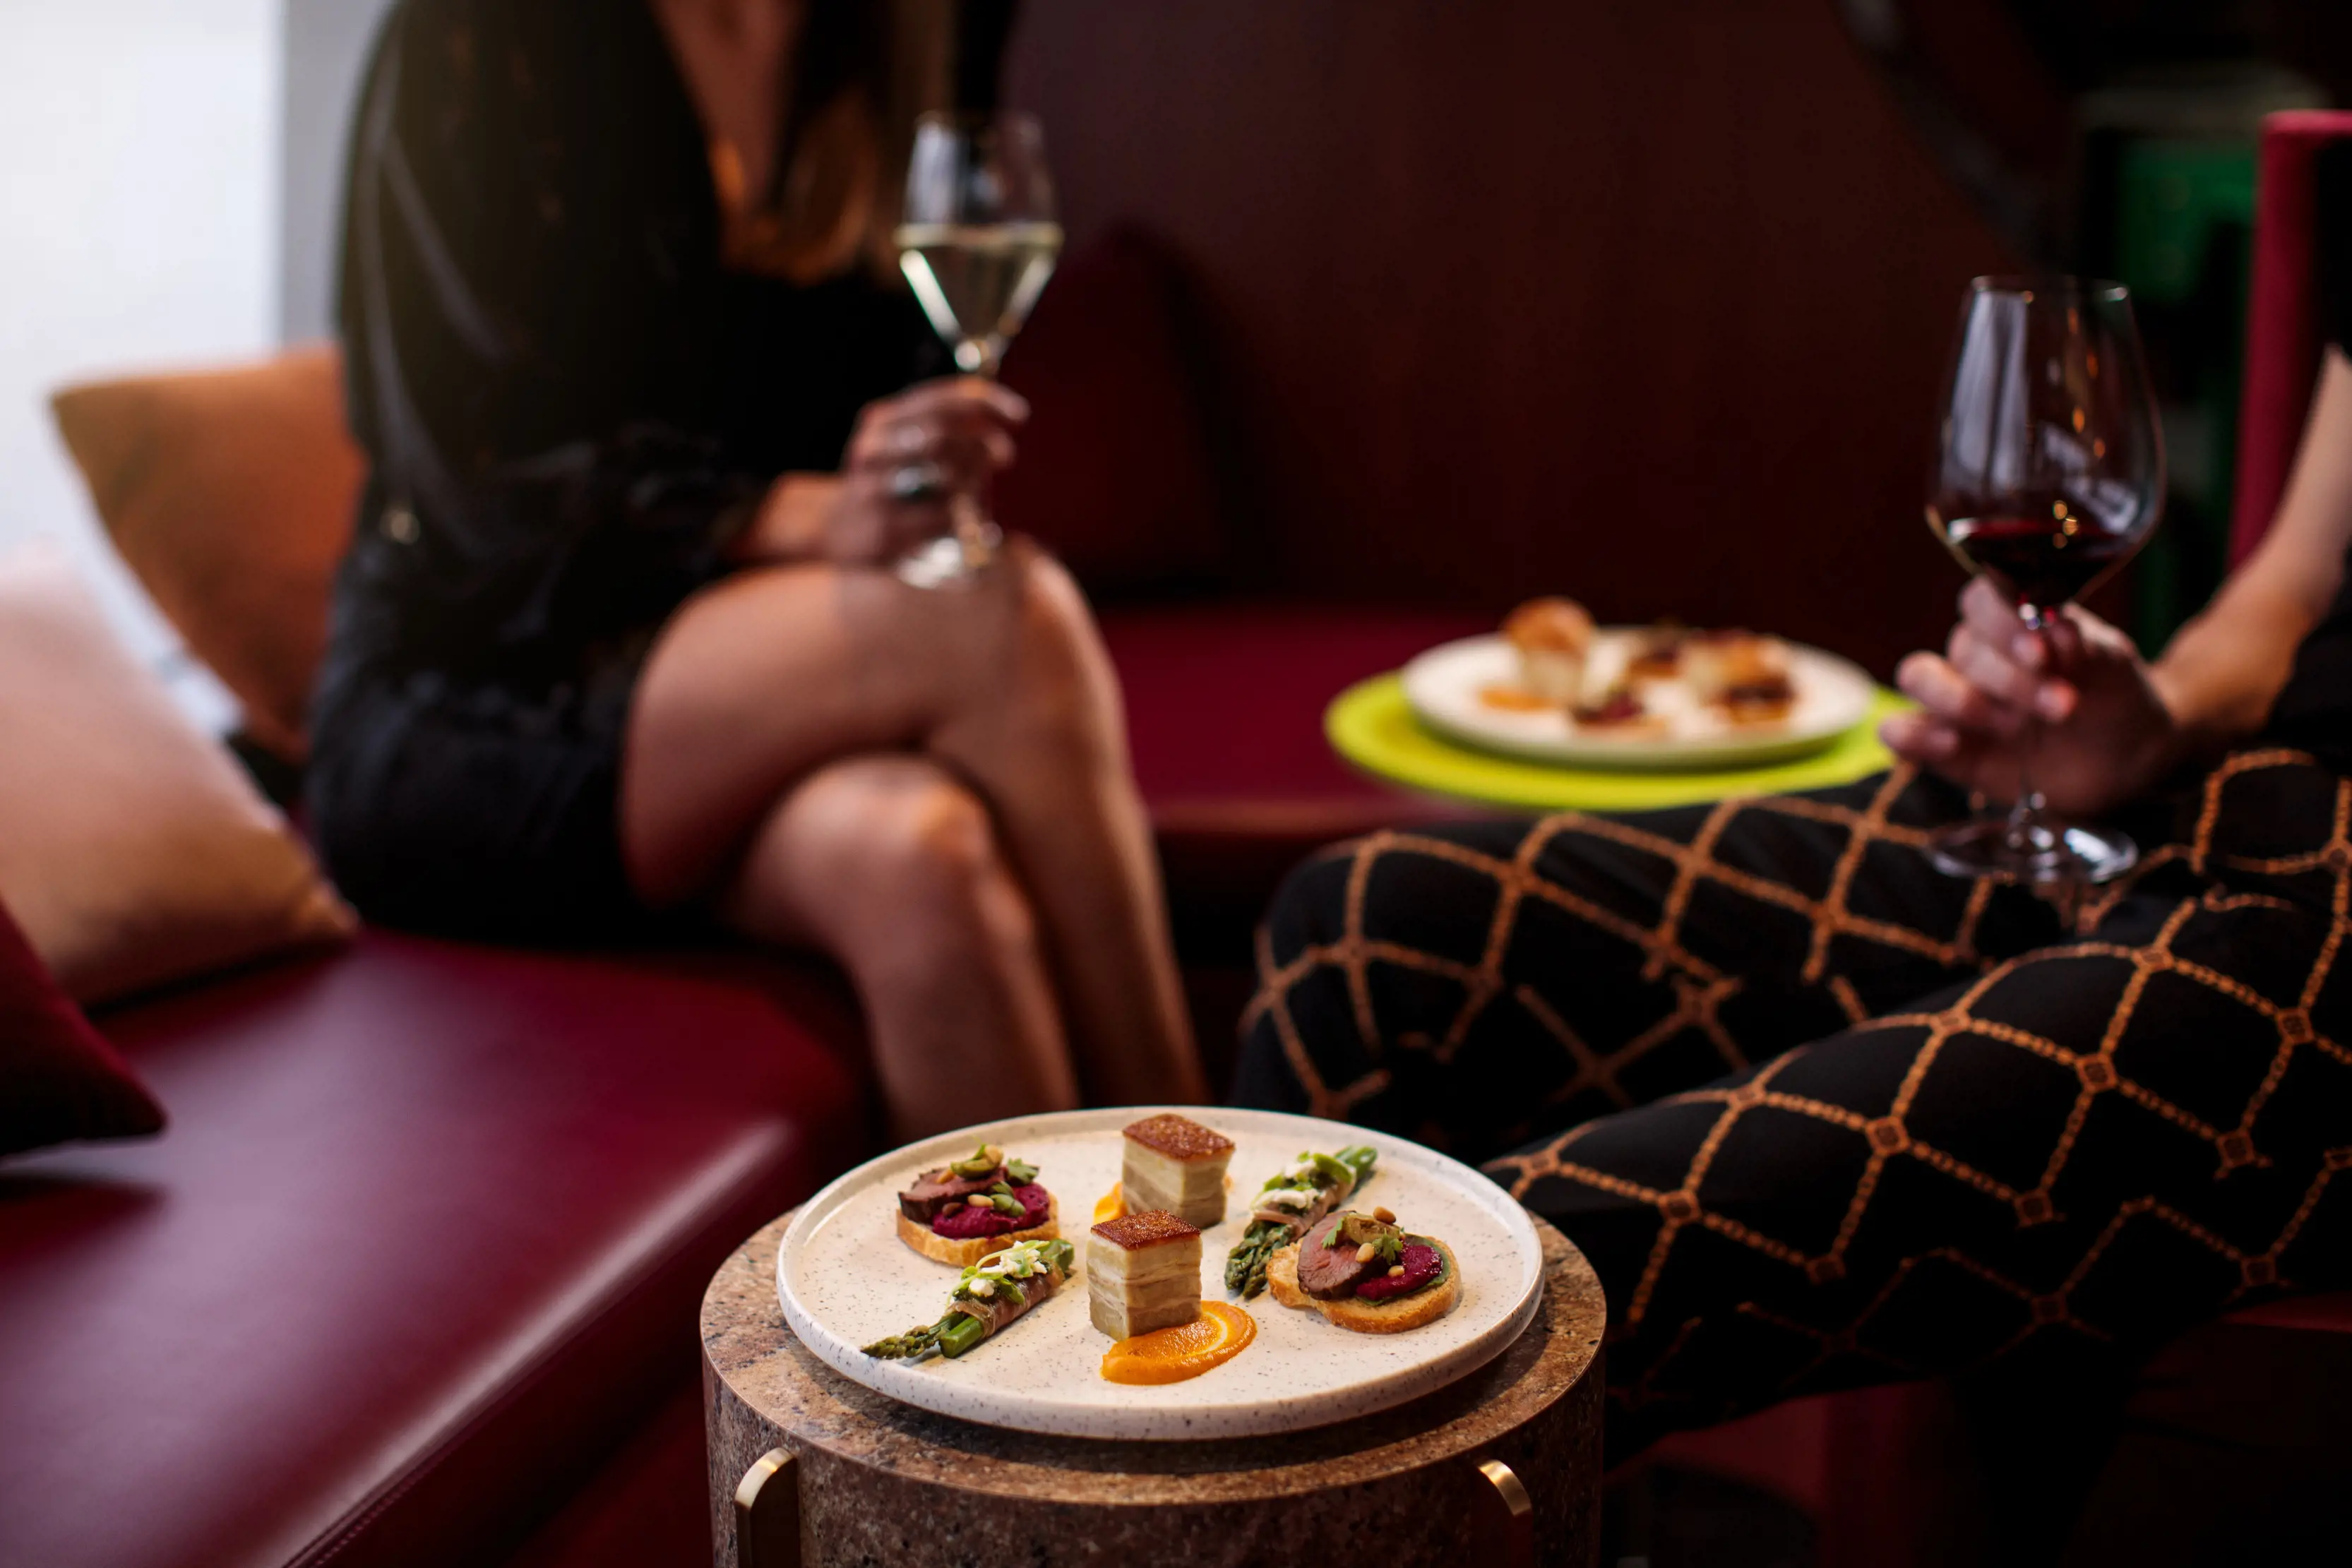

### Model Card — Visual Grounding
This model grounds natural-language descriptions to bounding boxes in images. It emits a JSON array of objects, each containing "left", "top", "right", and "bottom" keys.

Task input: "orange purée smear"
[
  {"left": 1477, "top": 684, "right": 1554, "bottom": 712},
  {"left": 1100, "top": 1301, "right": 1256, "bottom": 1386},
  {"left": 1092, "top": 1184, "right": 1126, "bottom": 1224}
]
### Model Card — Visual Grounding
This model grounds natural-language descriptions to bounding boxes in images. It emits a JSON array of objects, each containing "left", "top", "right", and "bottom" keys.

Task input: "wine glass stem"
[
  {"left": 953, "top": 345, "right": 1003, "bottom": 574},
  {"left": 2007, "top": 604, "right": 2050, "bottom": 854},
  {"left": 959, "top": 339, "right": 1003, "bottom": 378}
]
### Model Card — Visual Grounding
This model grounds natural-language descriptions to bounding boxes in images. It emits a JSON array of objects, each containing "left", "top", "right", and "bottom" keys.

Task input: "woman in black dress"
[
  {"left": 1242, "top": 312, "right": 2352, "bottom": 1464},
  {"left": 309, "top": 0, "right": 1206, "bottom": 1135}
]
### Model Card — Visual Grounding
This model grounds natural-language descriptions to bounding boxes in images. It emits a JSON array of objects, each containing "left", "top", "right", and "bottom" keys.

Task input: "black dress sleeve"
[{"left": 337, "top": 0, "right": 758, "bottom": 667}]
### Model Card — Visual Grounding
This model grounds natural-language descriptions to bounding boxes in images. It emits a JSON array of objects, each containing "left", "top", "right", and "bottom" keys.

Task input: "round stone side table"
[{"left": 701, "top": 1211, "right": 1606, "bottom": 1568}]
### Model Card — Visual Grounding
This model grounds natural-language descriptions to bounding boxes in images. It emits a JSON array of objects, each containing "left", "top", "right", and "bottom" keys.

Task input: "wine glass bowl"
[
  {"left": 1923, "top": 277, "right": 2166, "bottom": 883},
  {"left": 891, "top": 112, "right": 1062, "bottom": 587}
]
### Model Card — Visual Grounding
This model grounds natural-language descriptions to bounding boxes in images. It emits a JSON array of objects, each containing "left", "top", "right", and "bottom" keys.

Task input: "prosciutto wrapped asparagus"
[
  {"left": 1222, "top": 1144, "right": 1378, "bottom": 1299},
  {"left": 862, "top": 1238, "right": 1076, "bottom": 1362}
]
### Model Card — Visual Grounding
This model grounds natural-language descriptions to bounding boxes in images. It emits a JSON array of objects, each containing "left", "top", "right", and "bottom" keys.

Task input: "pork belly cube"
[
  {"left": 1087, "top": 1209, "right": 1202, "bottom": 1339},
  {"left": 1120, "top": 1113, "right": 1234, "bottom": 1228}
]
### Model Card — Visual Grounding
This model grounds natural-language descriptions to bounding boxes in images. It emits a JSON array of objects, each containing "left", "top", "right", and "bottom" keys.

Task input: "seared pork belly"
[
  {"left": 1087, "top": 1209, "right": 1202, "bottom": 1339},
  {"left": 1120, "top": 1113, "right": 1234, "bottom": 1228}
]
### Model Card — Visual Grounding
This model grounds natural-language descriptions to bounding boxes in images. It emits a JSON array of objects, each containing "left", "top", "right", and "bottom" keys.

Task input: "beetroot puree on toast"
[
  {"left": 1355, "top": 1241, "right": 1442, "bottom": 1300},
  {"left": 931, "top": 1183, "right": 1051, "bottom": 1240}
]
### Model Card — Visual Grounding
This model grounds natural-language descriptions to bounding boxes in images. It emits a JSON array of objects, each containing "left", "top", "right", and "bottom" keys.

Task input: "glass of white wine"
[{"left": 892, "top": 111, "right": 1063, "bottom": 588}]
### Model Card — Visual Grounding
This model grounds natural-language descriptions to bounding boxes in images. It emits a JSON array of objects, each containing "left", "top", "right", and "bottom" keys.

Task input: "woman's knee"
[
  {"left": 970, "top": 542, "right": 1123, "bottom": 751},
  {"left": 828, "top": 770, "right": 1039, "bottom": 967}
]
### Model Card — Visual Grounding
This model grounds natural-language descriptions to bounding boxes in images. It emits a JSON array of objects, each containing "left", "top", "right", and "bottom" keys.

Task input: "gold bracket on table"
[
  {"left": 1472, "top": 1454, "right": 1535, "bottom": 1568},
  {"left": 735, "top": 1447, "right": 800, "bottom": 1568}
]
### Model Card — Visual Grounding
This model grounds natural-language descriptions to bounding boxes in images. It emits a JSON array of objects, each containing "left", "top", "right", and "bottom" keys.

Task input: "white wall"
[
  {"left": 0, "top": 0, "right": 282, "bottom": 724},
  {"left": 282, "top": 0, "right": 394, "bottom": 340}
]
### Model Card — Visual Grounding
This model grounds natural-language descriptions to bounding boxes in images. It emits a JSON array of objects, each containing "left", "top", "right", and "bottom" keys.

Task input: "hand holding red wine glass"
[{"left": 1923, "top": 277, "right": 2165, "bottom": 884}]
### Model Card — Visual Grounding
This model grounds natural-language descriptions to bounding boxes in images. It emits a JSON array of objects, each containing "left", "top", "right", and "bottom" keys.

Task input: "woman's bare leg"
[
  {"left": 719, "top": 755, "right": 1076, "bottom": 1138},
  {"left": 621, "top": 541, "right": 1205, "bottom": 1109}
]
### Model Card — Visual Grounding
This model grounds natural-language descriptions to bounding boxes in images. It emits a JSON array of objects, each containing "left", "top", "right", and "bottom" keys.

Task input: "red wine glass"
[{"left": 1924, "top": 276, "right": 2165, "bottom": 883}]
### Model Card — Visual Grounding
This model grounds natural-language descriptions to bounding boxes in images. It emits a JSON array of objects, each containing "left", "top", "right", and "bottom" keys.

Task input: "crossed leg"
[
  {"left": 1238, "top": 763, "right": 2352, "bottom": 1466},
  {"left": 622, "top": 541, "right": 1204, "bottom": 1135}
]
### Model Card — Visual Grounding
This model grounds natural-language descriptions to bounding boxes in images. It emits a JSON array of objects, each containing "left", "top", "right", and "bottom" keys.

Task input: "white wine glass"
[{"left": 892, "top": 110, "right": 1063, "bottom": 588}]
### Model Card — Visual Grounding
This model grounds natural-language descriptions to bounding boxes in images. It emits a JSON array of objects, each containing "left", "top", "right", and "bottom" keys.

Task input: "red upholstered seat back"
[
  {"left": 2229, "top": 112, "right": 2352, "bottom": 565},
  {"left": 1004, "top": 0, "right": 2019, "bottom": 676}
]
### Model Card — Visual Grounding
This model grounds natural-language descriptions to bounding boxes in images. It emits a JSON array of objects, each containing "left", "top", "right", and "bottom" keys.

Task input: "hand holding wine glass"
[
  {"left": 1906, "top": 276, "right": 2166, "bottom": 883},
  {"left": 890, "top": 110, "right": 1063, "bottom": 589},
  {"left": 1882, "top": 577, "right": 2184, "bottom": 818}
]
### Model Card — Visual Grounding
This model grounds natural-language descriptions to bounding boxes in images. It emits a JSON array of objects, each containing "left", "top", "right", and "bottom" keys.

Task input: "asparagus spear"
[
  {"left": 864, "top": 1312, "right": 989, "bottom": 1361},
  {"left": 1225, "top": 1144, "right": 1378, "bottom": 1298}
]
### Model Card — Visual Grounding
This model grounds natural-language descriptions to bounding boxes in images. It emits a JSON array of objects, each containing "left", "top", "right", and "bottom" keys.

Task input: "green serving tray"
[{"left": 1326, "top": 674, "right": 1908, "bottom": 813}]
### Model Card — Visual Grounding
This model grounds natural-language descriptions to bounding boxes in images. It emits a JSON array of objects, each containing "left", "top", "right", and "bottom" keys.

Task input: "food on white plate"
[
  {"left": 861, "top": 1237, "right": 1076, "bottom": 1363},
  {"left": 1570, "top": 686, "right": 1669, "bottom": 736},
  {"left": 1501, "top": 597, "right": 1595, "bottom": 704},
  {"left": 1119, "top": 1113, "right": 1235, "bottom": 1229},
  {"left": 1087, "top": 1209, "right": 1202, "bottom": 1339},
  {"left": 1224, "top": 1144, "right": 1377, "bottom": 1299},
  {"left": 895, "top": 1142, "right": 1058, "bottom": 1267},
  {"left": 1625, "top": 622, "right": 1689, "bottom": 680},
  {"left": 1679, "top": 630, "right": 1797, "bottom": 724},
  {"left": 1266, "top": 1209, "right": 1462, "bottom": 1334}
]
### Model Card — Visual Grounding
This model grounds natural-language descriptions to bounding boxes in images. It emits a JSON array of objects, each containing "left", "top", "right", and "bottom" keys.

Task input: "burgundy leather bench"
[
  {"left": 0, "top": 935, "right": 868, "bottom": 1568},
  {"left": 0, "top": 606, "right": 1472, "bottom": 1568}
]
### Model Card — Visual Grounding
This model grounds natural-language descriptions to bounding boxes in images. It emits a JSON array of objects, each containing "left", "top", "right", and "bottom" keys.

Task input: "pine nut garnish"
[
  {"left": 1388, "top": 1264, "right": 1406, "bottom": 1277},
  {"left": 1355, "top": 1243, "right": 1376, "bottom": 1263},
  {"left": 1372, "top": 1206, "right": 1396, "bottom": 1223}
]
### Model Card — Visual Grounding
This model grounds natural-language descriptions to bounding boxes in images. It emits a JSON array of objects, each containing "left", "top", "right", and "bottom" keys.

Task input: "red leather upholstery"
[
  {"left": 0, "top": 931, "right": 866, "bottom": 1568},
  {"left": 1105, "top": 602, "right": 1494, "bottom": 1077},
  {"left": 2229, "top": 112, "right": 2352, "bottom": 565},
  {"left": 1106, "top": 600, "right": 1491, "bottom": 834}
]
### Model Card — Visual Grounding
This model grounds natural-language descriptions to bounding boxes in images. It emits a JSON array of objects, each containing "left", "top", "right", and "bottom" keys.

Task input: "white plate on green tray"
[
  {"left": 1404, "top": 630, "right": 1876, "bottom": 771},
  {"left": 775, "top": 1106, "right": 1545, "bottom": 1441}
]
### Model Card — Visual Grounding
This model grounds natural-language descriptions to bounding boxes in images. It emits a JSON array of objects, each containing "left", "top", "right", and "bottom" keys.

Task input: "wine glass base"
[
  {"left": 894, "top": 521, "right": 1003, "bottom": 590},
  {"left": 1926, "top": 817, "right": 2139, "bottom": 885}
]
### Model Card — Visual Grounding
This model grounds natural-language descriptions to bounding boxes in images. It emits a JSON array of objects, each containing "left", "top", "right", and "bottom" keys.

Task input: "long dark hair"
[{"left": 744, "top": 0, "right": 1017, "bottom": 280}]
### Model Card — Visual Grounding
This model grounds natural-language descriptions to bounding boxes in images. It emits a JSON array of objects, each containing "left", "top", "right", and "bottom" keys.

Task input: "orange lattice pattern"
[{"left": 1238, "top": 754, "right": 2352, "bottom": 1452}]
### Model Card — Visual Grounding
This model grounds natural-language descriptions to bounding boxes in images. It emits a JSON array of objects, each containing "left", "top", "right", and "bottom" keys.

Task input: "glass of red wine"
[{"left": 1923, "top": 276, "right": 2165, "bottom": 884}]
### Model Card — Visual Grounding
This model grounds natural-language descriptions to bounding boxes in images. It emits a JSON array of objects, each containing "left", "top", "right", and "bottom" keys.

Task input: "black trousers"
[{"left": 1236, "top": 753, "right": 2352, "bottom": 1464}]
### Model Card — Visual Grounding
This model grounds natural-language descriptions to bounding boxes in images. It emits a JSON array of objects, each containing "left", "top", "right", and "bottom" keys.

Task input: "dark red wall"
[{"left": 1006, "top": 0, "right": 2022, "bottom": 676}]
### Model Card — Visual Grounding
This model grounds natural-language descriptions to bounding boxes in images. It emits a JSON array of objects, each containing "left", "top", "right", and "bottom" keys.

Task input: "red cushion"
[
  {"left": 2230, "top": 111, "right": 2352, "bottom": 565},
  {"left": 1105, "top": 601, "right": 1498, "bottom": 954},
  {"left": 0, "top": 930, "right": 866, "bottom": 1568},
  {"left": 0, "top": 891, "right": 162, "bottom": 1159},
  {"left": 1098, "top": 601, "right": 1500, "bottom": 1079},
  {"left": 996, "top": 227, "right": 1229, "bottom": 594},
  {"left": 1105, "top": 600, "right": 1490, "bottom": 818}
]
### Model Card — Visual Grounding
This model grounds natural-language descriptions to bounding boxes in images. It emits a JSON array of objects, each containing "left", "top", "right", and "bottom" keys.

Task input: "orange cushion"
[
  {"left": 49, "top": 345, "right": 364, "bottom": 762},
  {"left": 0, "top": 551, "right": 356, "bottom": 1005},
  {"left": 46, "top": 240, "right": 1222, "bottom": 762}
]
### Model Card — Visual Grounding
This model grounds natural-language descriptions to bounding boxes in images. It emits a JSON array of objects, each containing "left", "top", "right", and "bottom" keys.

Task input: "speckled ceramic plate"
[
  {"left": 1404, "top": 631, "right": 1875, "bottom": 770},
  {"left": 775, "top": 1107, "right": 1546, "bottom": 1440}
]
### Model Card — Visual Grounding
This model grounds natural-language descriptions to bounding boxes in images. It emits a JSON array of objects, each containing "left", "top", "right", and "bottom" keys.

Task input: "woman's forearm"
[
  {"left": 2149, "top": 349, "right": 2352, "bottom": 760},
  {"left": 2149, "top": 586, "right": 2320, "bottom": 757}
]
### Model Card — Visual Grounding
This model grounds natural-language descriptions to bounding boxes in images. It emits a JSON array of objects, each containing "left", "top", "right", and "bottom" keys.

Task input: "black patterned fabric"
[{"left": 1237, "top": 755, "right": 2352, "bottom": 1461}]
